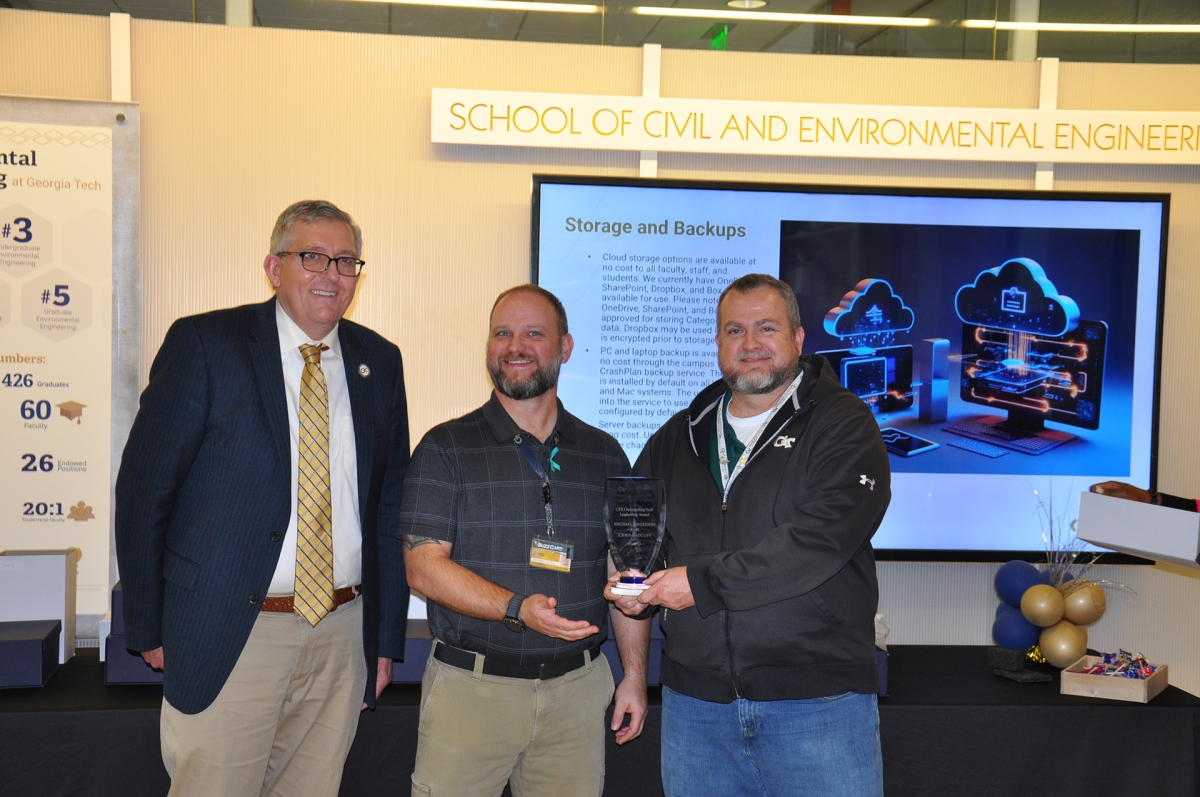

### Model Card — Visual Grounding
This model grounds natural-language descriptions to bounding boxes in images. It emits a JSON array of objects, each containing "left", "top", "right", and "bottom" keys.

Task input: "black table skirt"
[{"left": 3, "top": 647, "right": 1198, "bottom": 797}]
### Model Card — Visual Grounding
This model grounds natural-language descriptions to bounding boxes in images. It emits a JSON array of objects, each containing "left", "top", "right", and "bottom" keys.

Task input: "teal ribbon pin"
[{"left": 549, "top": 446, "right": 561, "bottom": 472}]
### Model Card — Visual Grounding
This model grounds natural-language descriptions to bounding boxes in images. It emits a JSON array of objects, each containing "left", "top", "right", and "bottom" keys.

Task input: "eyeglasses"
[{"left": 278, "top": 251, "right": 366, "bottom": 277}]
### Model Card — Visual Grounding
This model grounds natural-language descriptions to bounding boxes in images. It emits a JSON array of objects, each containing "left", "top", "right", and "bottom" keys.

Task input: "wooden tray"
[{"left": 1061, "top": 655, "right": 1168, "bottom": 703}]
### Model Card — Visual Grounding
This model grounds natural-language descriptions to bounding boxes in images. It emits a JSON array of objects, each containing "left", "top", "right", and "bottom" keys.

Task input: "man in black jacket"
[{"left": 608, "top": 274, "right": 890, "bottom": 797}]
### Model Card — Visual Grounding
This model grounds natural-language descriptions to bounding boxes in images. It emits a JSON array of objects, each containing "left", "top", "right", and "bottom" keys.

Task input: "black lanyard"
[{"left": 515, "top": 435, "right": 555, "bottom": 538}]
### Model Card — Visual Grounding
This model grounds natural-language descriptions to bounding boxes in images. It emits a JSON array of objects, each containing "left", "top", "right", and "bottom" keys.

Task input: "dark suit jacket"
[{"left": 115, "top": 298, "right": 410, "bottom": 715}]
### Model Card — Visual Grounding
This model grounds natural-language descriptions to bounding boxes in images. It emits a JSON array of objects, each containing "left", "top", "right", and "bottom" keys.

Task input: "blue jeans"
[{"left": 661, "top": 686, "right": 883, "bottom": 797}]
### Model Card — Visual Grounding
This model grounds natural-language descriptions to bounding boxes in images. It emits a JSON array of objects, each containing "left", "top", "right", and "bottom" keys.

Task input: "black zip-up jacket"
[{"left": 634, "top": 354, "right": 891, "bottom": 703}]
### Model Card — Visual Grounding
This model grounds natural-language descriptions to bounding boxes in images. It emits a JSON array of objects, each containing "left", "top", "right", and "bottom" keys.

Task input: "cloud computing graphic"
[
  {"left": 824, "top": 278, "right": 915, "bottom": 340},
  {"left": 778, "top": 220, "right": 1136, "bottom": 476},
  {"left": 952, "top": 257, "right": 1107, "bottom": 453},
  {"left": 955, "top": 258, "right": 1081, "bottom": 337},
  {"left": 819, "top": 279, "right": 916, "bottom": 414}
]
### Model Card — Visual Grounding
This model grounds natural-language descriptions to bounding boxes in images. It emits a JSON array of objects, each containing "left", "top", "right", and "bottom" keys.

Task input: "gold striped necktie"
[{"left": 295, "top": 343, "right": 334, "bottom": 626}]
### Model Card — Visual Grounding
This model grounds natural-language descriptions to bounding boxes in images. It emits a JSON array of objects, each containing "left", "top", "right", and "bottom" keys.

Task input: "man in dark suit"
[{"left": 115, "top": 200, "right": 410, "bottom": 797}]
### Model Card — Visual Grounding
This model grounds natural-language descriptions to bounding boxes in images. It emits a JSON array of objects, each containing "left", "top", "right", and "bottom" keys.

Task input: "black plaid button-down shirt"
[{"left": 398, "top": 393, "right": 631, "bottom": 664}]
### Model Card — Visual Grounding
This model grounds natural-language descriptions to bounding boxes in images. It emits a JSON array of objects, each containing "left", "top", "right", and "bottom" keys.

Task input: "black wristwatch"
[{"left": 503, "top": 594, "right": 527, "bottom": 633}]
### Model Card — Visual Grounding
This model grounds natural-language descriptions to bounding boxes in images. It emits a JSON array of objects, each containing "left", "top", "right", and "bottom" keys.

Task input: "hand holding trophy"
[{"left": 605, "top": 477, "right": 667, "bottom": 596}]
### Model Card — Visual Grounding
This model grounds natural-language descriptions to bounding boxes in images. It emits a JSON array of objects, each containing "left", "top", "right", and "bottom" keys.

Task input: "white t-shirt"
[{"left": 725, "top": 405, "right": 773, "bottom": 446}]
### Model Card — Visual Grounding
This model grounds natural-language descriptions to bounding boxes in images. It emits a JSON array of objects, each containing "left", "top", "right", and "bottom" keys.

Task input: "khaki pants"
[
  {"left": 160, "top": 597, "right": 367, "bottom": 797},
  {"left": 410, "top": 645, "right": 615, "bottom": 797}
]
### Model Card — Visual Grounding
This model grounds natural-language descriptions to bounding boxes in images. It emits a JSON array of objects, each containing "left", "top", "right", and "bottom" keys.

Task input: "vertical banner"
[{"left": 0, "top": 121, "right": 114, "bottom": 614}]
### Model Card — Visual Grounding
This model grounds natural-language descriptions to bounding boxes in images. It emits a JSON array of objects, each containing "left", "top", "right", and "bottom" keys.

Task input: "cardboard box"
[
  {"left": 103, "top": 634, "right": 163, "bottom": 685},
  {"left": 0, "top": 549, "right": 78, "bottom": 663},
  {"left": 0, "top": 619, "right": 61, "bottom": 688},
  {"left": 98, "top": 612, "right": 111, "bottom": 662},
  {"left": 110, "top": 580, "right": 126, "bottom": 636},
  {"left": 102, "top": 581, "right": 169, "bottom": 685},
  {"left": 1076, "top": 491, "right": 1200, "bottom": 570},
  {"left": 1061, "top": 655, "right": 1169, "bottom": 703}
]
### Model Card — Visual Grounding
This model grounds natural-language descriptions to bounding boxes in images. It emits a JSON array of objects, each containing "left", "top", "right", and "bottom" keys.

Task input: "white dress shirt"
[{"left": 267, "top": 301, "right": 362, "bottom": 596}]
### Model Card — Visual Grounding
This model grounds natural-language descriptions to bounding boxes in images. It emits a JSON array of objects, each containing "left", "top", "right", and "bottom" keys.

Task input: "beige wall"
[
  {"left": 4, "top": 8, "right": 1200, "bottom": 694},
  {"left": 0, "top": 11, "right": 111, "bottom": 102}
]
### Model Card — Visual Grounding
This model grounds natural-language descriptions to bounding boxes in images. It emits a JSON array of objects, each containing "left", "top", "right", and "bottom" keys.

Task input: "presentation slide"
[{"left": 535, "top": 179, "right": 1165, "bottom": 554}]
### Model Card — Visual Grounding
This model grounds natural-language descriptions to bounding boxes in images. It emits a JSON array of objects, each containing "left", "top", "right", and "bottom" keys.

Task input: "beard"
[
  {"left": 722, "top": 355, "right": 800, "bottom": 395},
  {"left": 488, "top": 349, "right": 563, "bottom": 401}
]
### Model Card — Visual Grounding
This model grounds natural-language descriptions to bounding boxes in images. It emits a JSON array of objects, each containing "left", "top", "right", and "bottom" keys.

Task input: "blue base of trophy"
[{"left": 612, "top": 575, "right": 648, "bottom": 596}]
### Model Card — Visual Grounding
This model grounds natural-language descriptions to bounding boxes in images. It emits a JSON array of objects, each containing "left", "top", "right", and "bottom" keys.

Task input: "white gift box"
[
  {"left": 1076, "top": 491, "right": 1200, "bottom": 570},
  {"left": 0, "top": 549, "right": 79, "bottom": 663}
]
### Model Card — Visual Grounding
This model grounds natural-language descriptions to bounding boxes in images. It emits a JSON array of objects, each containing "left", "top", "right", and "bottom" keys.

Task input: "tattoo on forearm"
[{"left": 402, "top": 534, "right": 439, "bottom": 551}]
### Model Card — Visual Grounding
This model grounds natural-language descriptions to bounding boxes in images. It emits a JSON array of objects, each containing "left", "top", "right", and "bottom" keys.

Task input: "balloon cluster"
[{"left": 992, "top": 560, "right": 1108, "bottom": 668}]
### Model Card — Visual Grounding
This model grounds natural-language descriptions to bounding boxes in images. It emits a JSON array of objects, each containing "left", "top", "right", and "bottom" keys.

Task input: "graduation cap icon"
[{"left": 56, "top": 400, "right": 86, "bottom": 424}]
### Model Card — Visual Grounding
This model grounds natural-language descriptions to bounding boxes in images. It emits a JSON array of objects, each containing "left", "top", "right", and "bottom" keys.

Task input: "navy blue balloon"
[
  {"left": 992, "top": 608, "right": 1041, "bottom": 650},
  {"left": 995, "top": 560, "right": 1043, "bottom": 607},
  {"left": 996, "top": 602, "right": 1017, "bottom": 619}
]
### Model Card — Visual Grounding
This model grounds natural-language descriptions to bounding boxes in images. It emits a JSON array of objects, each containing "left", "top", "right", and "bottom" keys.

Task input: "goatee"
[
  {"left": 488, "top": 351, "right": 563, "bottom": 400},
  {"left": 722, "top": 358, "right": 800, "bottom": 395}
]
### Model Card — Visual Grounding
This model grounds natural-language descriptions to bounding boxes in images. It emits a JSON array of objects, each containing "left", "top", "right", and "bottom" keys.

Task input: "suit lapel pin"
[{"left": 358, "top": 364, "right": 370, "bottom": 378}]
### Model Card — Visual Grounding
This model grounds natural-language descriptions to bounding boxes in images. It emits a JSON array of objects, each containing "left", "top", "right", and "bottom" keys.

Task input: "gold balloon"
[
  {"left": 1020, "top": 584, "right": 1065, "bottom": 627},
  {"left": 1040, "top": 620, "right": 1088, "bottom": 668},
  {"left": 1061, "top": 580, "right": 1107, "bottom": 626}
]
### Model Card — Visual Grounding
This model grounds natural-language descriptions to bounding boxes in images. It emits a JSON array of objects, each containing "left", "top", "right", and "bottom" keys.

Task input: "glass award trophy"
[{"left": 604, "top": 477, "right": 667, "bottom": 596}]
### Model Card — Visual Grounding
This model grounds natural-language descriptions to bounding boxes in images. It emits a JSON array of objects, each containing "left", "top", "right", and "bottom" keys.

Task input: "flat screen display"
[{"left": 532, "top": 176, "right": 1167, "bottom": 557}]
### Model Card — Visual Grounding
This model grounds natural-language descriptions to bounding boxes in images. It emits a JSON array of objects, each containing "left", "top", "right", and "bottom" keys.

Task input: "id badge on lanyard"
[
  {"left": 716, "top": 370, "right": 804, "bottom": 504},
  {"left": 515, "top": 434, "right": 575, "bottom": 572}
]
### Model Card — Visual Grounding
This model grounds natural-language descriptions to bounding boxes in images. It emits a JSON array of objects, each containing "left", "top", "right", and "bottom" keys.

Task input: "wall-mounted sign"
[
  {"left": 0, "top": 118, "right": 114, "bottom": 615},
  {"left": 432, "top": 88, "right": 1200, "bottom": 165}
]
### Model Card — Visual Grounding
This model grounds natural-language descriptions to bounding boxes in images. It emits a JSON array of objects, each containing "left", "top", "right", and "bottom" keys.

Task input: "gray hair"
[
  {"left": 269, "top": 200, "right": 362, "bottom": 256},
  {"left": 716, "top": 273, "right": 802, "bottom": 332}
]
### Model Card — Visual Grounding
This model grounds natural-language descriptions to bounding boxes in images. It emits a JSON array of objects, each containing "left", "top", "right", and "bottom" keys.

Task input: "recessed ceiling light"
[
  {"left": 339, "top": 0, "right": 600, "bottom": 11},
  {"left": 727, "top": 0, "right": 767, "bottom": 8},
  {"left": 632, "top": 7, "right": 935, "bottom": 26},
  {"left": 965, "top": 19, "right": 1200, "bottom": 33}
]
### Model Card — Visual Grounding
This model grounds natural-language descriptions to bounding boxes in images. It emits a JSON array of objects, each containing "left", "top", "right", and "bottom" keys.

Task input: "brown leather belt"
[{"left": 261, "top": 585, "right": 360, "bottom": 613}]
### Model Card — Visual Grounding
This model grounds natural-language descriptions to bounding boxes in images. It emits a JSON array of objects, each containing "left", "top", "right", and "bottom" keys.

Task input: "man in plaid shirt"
[{"left": 400, "top": 285, "right": 650, "bottom": 797}]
